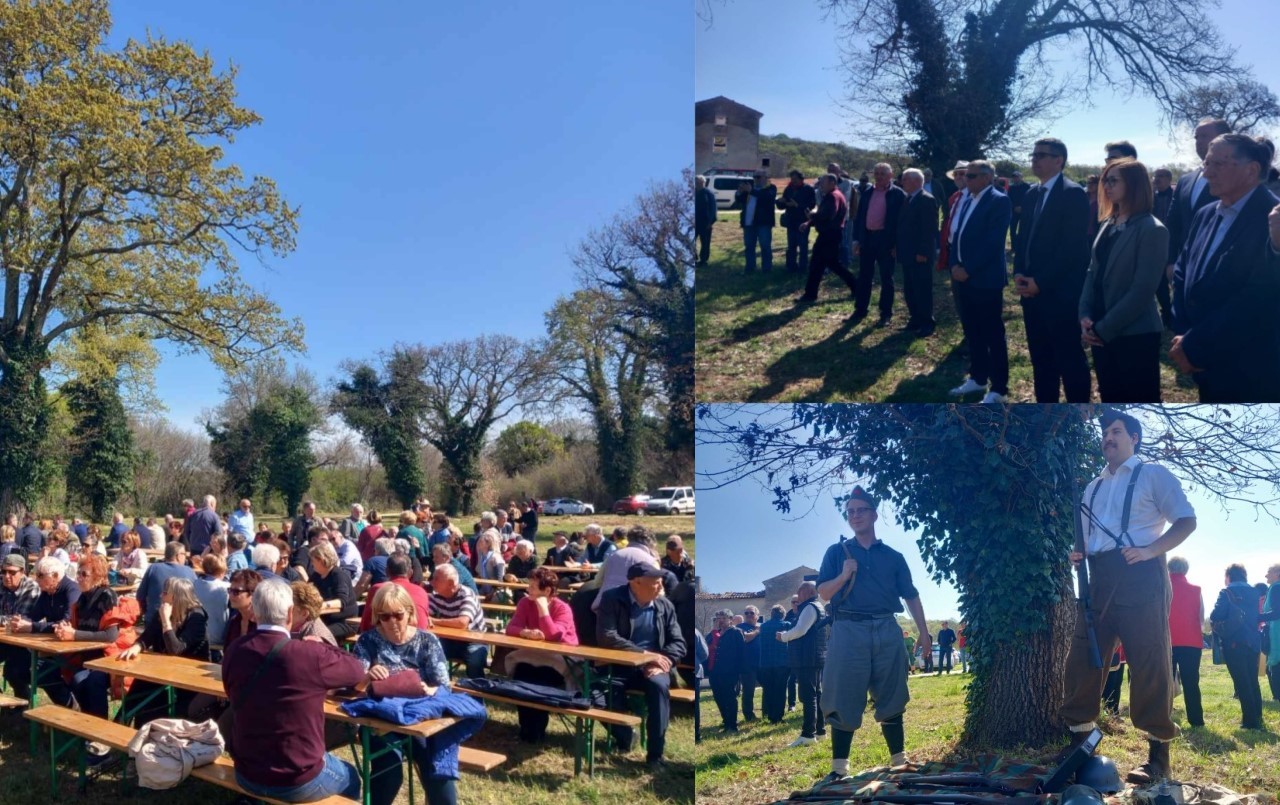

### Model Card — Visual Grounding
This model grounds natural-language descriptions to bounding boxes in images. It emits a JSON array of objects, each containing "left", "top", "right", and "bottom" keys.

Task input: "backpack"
[{"left": 1210, "top": 589, "right": 1249, "bottom": 643}]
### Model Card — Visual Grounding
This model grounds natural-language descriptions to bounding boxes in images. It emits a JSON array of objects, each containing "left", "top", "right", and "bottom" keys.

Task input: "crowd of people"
[
  {"left": 0, "top": 496, "right": 698, "bottom": 803},
  {"left": 695, "top": 118, "right": 1280, "bottom": 404}
]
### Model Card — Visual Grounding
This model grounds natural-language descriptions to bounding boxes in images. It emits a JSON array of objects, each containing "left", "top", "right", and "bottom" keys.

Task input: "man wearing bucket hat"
[{"left": 813, "top": 487, "right": 930, "bottom": 786}]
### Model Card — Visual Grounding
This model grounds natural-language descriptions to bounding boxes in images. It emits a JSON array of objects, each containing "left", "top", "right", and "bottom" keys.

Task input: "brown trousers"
[{"left": 1059, "top": 549, "right": 1178, "bottom": 741}]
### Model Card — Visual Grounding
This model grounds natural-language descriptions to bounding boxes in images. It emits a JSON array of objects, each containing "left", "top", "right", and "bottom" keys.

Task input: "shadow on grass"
[{"left": 1181, "top": 725, "right": 1240, "bottom": 755}]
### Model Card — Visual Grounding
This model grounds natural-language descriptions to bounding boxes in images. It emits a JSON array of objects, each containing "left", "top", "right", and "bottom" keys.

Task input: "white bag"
[{"left": 126, "top": 717, "right": 226, "bottom": 789}]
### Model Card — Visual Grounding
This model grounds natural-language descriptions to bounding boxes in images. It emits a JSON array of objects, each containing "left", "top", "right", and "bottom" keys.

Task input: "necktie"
[{"left": 953, "top": 196, "right": 974, "bottom": 262}]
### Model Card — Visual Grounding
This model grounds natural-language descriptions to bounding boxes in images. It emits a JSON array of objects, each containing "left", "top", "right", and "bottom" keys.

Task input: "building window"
[{"left": 713, "top": 136, "right": 727, "bottom": 153}]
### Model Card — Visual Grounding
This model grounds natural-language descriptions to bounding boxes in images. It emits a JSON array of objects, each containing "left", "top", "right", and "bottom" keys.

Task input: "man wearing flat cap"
[
  {"left": 813, "top": 487, "right": 930, "bottom": 786},
  {"left": 597, "top": 562, "right": 686, "bottom": 768},
  {"left": 0, "top": 554, "right": 40, "bottom": 698},
  {"left": 1059, "top": 409, "right": 1196, "bottom": 784}
]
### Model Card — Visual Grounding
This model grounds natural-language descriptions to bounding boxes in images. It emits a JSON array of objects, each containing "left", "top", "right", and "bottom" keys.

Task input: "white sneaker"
[
  {"left": 950, "top": 377, "right": 986, "bottom": 395},
  {"left": 980, "top": 391, "right": 1008, "bottom": 404},
  {"left": 788, "top": 736, "right": 818, "bottom": 747}
]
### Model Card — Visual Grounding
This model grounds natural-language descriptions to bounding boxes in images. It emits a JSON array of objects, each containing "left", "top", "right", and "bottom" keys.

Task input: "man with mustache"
[{"left": 1058, "top": 410, "right": 1197, "bottom": 784}]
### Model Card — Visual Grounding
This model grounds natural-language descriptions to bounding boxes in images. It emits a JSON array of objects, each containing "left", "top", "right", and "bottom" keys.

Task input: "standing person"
[
  {"left": 1014, "top": 138, "right": 1092, "bottom": 403},
  {"left": 1209, "top": 564, "right": 1264, "bottom": 729},
  {"left": 815, "top": 488, "right": 930, "bottom": 785},
  {"left": 1167, "top": 119, "right": 1232, "bottom": 272},
  {"left": 338, "top": 504, "right": 366, "bottom": 544},
  {"left": 851, "top": 163, "right": 907, "bottom": 327},
  {"left": 779, "top": 170, "right": 817, "bottom": 274},
  {"left": 798, "top": 174, "right": 858, "bottom": 304},
  {"left": 737, "top": 171, "right": 778, "bottom": 273},
  {"left": 1263, "top": 563, "right": 1280, "bottom": 702},
  {"left": 779, "top": 581, "right": 828, "bottom": 747},
  {"left": 737, "top": 606, "right": 762, "bottom": 722},
  {"left": 1006, "top": 171, "right": 1030, "bottom": 251},
  {"left": 17, "top": 512, "right": 43, "bottom": 557},
  {"left": 516, "top": 500, "right": 539, "bottom": 545},
  {"left": 183, "top": 495, "right": 222, "bottom": 556},
  {"left": 785, "top": 594, "right": 800, "bottom": 712},
  {"left": 289, "top": 501, "right": 322, "bottom": 552},
  {"left": 1078, "top": 159, "right": 1169, "bottom": 402},
  {"left": 1060, "top": 410, "right": 1197, "bottom": 783},
  {"left": 896, "top": 168, "right": 940, "bottom": 336},
  {"left": 708, "top": 610, "right": 744, "bottom": 733},
  {"left": 947, "top": 161, "right": 1013, "bottom": 404},
  {"left": 1151, "top": 168, "right": 1177, "bottom": 329},
  {"left": 356, "top": 511, "right": 384, "bottom": 562},
  {"left": 935, "top": 622, "right": 956, "bottom": 675},
  {"left": 1085, "top": 176, "right": 1100, "bottom": 241},
  {"left": 695, "top": 176, "right": 716, "bottom": 267},
  {"left": 1166, "top": 556, "right": 1205, "bottom": 727},
  {"left": 757, "top": 605, "right": 791, "bottom": 724},
  {"left": 228, "top": 499, "right": 255, "bottom": 538},
  {"left": 1170, "top": 133, "right": 1280, "bottom": 401}
]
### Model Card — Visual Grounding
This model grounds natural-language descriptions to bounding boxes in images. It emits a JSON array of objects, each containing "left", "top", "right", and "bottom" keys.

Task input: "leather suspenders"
[{"left": 1085, "top": 462, "right": 1145, "bottom": 549}]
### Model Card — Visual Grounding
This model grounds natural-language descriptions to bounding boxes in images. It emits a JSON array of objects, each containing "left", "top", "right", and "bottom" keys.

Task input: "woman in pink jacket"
[{"left": 504, "top": 566, "right": 579, "bottom": 741}]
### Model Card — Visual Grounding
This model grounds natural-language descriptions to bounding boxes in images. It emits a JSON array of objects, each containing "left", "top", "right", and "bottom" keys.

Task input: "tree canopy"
[{"left": 491, "top": 420, "right": 565, "bottom": 478}]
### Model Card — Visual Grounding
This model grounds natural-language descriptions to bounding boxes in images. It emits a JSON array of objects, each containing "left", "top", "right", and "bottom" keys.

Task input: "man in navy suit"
[
  {"left": 695, "top": 175, "right": 717, "bottom": 267},
  {"left": 737, "top": 171, "right": 778, "bottom": 273},
  {"left": 947, "top": 160, "right": 1013, "bottom": 403},
  {"left": 896, "top": 169, "right": 940, "bottom": 336},
  {"left": 852, "top": 163, "right": 907, "bottom": 326},
  {"left": 778, "top": 170, "right": 817, "bottom": 273},
  {"left": 1013, "top": 137, "right": 1092, "bottom": 402},
  {"left": 1167, "top": 119, "right": 1232, "bottom": 278},
  {"left": 1171, "top": 133, "right": 1280, "bottom": 402}
]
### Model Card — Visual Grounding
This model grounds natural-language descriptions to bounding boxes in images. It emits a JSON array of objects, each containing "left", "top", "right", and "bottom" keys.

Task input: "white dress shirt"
[{"left": 1079, "top": 456, "right": 1195, "bottom": 554}]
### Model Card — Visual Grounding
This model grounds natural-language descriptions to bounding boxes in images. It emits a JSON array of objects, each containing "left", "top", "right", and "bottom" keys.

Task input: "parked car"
[
  {"left": 544, "top": 498, "right": 594, "bottom": 516},
  {"left": 612, "top": 494, "right": 650, "bottom": 515},
  {"left": 702, "top": 170, "right": 755, "bottom": 209},
  {"left": 642, "top": 486, "right": 695, "bottom": 515}
]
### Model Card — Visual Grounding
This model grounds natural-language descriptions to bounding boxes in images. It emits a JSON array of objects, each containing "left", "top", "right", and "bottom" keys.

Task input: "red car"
[{"left": 612, "top": 494, "right": 650, "bottom": 515}]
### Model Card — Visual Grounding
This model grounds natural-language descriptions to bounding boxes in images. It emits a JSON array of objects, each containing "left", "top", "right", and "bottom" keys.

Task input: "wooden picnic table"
[
  {"left": 540, "top": 564, "right": 598, "bottom": 574},
  {"left": 109, "top": 584, "right": 138, "bottom": 595},
  {"left": 425, "top": 624, "right": 660, "bottom": 668},
  {"left": 85, "top": 653, "right": 460, "bottom": 805},
  {"left": 0, "top": 631, "right": 109, "bottom": 753}
]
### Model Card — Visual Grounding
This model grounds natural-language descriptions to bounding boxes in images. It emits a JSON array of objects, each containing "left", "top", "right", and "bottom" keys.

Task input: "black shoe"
[
  {"left": 850, "top": 310, "right": 868, "bottom": 324},
  {"left": 796, "top": 295, "right": 817, "bottom": 305},
  {"left": 918, "top": 325, "right": 936, "bottom": 337},
  {"left": 876, "top": 316, "right": 892, "bottom": 328},
  {"left": 647, "top": 757, "right": 667, "bottom": 771}
]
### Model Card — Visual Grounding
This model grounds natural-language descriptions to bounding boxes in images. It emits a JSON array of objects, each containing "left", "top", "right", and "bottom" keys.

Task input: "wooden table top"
[
  {"left": 0, "top": 631, "right": 110, "bottom": 655},
  {"left": 480, "top": 603, "right": 517, "bottom": 613},
  {"left": 540, "top": 565, "right": 598, "bottom": 574},
  {"left": 426, "top": 624, "right": 661, "bottom": 667}
]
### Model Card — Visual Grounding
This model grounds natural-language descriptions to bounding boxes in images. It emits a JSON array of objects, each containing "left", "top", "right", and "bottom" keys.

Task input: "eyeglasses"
[
  {"left": 1029, "top": 152, "right": 1059, "bottom": 161},
  {"left": 1102, "top": 177, "right": 1121, "bottom": 186},
  {"left": 846, "top": 507, "right": 875, "bottom": 517},
  {"left": 36, "top": 572, "right": 53, "bottom": 579},
  {"left": 228, "top": 587, "right": 249, "bottom": 595},
  {"left": 378, "top": 611, "right": 407, "bottom": 623},
  {"left": 964, "top": 173, "right": 984, "bottom": 179},
  {"left": 1202, "top": 157, "right": 1242, "bottom": 170},
  {"left": 1, "top": 569, "right": 21, "bottom": 576},
  {"left": 76, "top": 570, "right": 91, "bottom": 578}
]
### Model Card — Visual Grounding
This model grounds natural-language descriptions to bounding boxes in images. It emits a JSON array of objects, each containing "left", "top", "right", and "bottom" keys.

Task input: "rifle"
[
  {"left": 833, "top": 535, "right": 857, "bottom": 606},
  {"left": 1070, "top": 447, "right": 1104, "bottom": 669},
  {"left": 789, "top": 794, "right": 1042, "bottom": 805}
]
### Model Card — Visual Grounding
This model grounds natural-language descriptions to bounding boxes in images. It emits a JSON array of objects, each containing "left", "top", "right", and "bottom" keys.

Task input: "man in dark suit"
[
  {"left": 1006, "top": 171, "right": 1030, "bottom": 253},
  {"left": 597, "top": 564, "right": 687, "bottom": 766},
  {"left": 896, "top": 169, "right": 940, "bottom": 335},
  {"left": 695, "top": 175, "right": 716, "bottom": 267},
  {"left": 851, "top": 163, "right": 907, "bottom": 326},
  {"left": 736, "top": 171, "right": 777, "bottom": 273},
  {"left": 778, "top": 170, "right": 817, "bottom": 273},
  {"left": 1151, "top": 168, "right": 1176, "bottom": 328},
  {"left": 1171, "top": 133, "right": 1280, "bottom": 402},
  {"left": 798, "top": 174, "right": 858, "bottom": 303},
  {"left": 1013, "top": 137, "right": 1092, "bottom": 402},
  {"left": 1167, "top": 119, "right": 1232, "bottom": 274},
  {"left": 947, "top": 160, "right": 1013, "bottom": 403}
]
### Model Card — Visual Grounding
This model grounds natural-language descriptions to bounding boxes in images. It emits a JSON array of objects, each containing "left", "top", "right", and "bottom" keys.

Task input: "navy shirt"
[
  {"left": 629, "top": 590, "right": 657, "bottom": 650},
  {"left": 107, "top": 522, "right": 129, "bottom": 549},
  {"left": 585, "top": 539, "right": 616, "bottom": 565},
  {"left": 737, "top": 620, "right": 761, "bottom": 669},
  {"left": 817, "top": 538, "right": 919, "bottom": 616}
]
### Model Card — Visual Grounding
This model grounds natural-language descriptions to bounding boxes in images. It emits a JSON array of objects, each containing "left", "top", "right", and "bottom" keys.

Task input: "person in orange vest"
[{"left": 1167, "top": 556, "right": 1205, "bottom": 727}]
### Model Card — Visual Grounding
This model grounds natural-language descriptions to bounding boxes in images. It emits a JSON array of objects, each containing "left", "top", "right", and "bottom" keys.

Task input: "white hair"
[
  {"left": 351, "top": 503, "right": 364, "bottom": 513},
  {"left": 394, "top": 538, "right": 411, "bottom": 555},
  {"left": 584, "top": 524, "right": 602, "bottom": 537},
  {"left": 203, "top": 494, "right": 216, "bottom": 508},
  {"left": 902, "top": 168, "right": 925, "bottom": 182},
  {"left": 251, "top": 543, "right": 280, "bottom": 569},
  {"left": 433, "top": 563, "right": 459, "bottom": 583},
  {"left": 35, "top": 556, "right": 65, "bottom": 577},
  {"left": 251, "top": 578, "right": 293, "bottom": 626},
  {"left": 515, "top": 539, "right": 534, "bottom": 554},
  {"left": 480, "top": 511, "right": 496, "bottom": 526},
  {"left": 374, "top": 537, "right": 397, "bottom": 557},
  {"left": 431, "top": 543, "right": 453, "bottom": 562}
]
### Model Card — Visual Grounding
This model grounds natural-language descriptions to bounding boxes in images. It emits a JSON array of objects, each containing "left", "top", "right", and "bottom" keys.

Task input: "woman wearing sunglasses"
[
  {"left": 46, "top": 555, "right": 118, "bottom": 726},
  {"left": 503, "top": 565, "right": 579, "bottom": 742},
  {"left": 222, "top": 568, "right": 263, "bottom": 647},
  {"left": 354, "top": 583, "right": 461, "bottom": 805}
]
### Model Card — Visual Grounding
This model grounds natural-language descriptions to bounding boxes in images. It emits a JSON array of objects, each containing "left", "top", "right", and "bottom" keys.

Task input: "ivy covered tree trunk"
[
  {"left": 63, "top": 377, "right": 136, "bottom": 522},
  {"left": 0, "top": 344, "right": 55, "bottom": 513}
]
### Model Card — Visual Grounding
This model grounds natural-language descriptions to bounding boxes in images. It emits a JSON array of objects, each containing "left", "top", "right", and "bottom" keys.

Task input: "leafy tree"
[
  {"left": 331, "top": 360, "right": 427, "bottom": 509},
  {"left": 546, "top": 290, "right": 652, "bottom": 499},
  {"left": 61, "top": 376, "right": 134, "bottom": 521},
  {"left": 0, "top": 0, "right": 301, "bottom": 512},
  {"left": 820, "top": 0, "right": 1238, "bottom": 173},
  {"left": 1173, "top": 78, "right": 1280, "bottom": 135},
  {"left": 491, "top": 421, "right": 565, "bottom": 478},
  {"left": 697, "top": 403, "right": 1280, "bottom": 748},
  {"left": 256, "top": 385, "right": 321, "bottom": 517}
]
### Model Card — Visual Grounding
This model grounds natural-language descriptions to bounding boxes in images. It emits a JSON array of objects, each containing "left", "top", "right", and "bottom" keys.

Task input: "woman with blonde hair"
[
  {"left": 117, "top": 576, "right": 208, "bottom": 726},
  {"left": 309, "top": 541, "right": 358, "bottom": 639},
  {"left": 472, "top": 531, "right": 506, "bottom": 599},
  {"left": 290, "top": 580, "right": 337, "bottom": 647},
  {"left": 115, "top": 530, "right": 149, "bottom": 584},
  {"left": 1079, "top": 158, "right": 1168, "bottom": 402}
]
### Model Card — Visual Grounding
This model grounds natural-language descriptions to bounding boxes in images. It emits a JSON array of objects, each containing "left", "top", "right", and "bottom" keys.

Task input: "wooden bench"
[
  {"left": 0, "top": 693, "right": 27, "bottom": 708},
  {"left": 458, "top": 746, "right": 506, "bottom": 772},
  {"left": 24, "top": 705, "right": 354, "bottom": 803}
]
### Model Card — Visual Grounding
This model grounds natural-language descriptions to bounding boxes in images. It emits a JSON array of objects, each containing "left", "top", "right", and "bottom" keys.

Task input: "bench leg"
[{"left": 28, "top": 650, "right": 39, "bottom": 756}]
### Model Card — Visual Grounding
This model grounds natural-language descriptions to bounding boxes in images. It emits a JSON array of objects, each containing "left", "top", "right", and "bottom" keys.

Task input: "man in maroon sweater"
[{"left": 223, "top": 577, "right": 366, "bottom": 801}]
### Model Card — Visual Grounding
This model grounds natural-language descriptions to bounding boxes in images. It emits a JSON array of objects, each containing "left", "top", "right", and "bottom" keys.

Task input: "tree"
[
  {"left": 575, "top": 173, "right": 694, "bottom": 453},
  {"left": 1173, "top": 78, "right": 1280, "bottom": 135},
  {"left": 0, "top": 0, "right": 301, "bottom": 512},
  {"left": 821, "top": 0, "right": 1237, "bottom": 173},
  {"left": 332, "top": 360, "right": 428, "bottom": 509},
  {"left": 697, "top": 403, "right": 1280, "bottom": 748},
  {"left": 129, "top": 417, "right": 220, "bottom": 515},
  {"left": 61, "top": 376, "right": 134, "bottom": 521},
  {"left": 491, "top": 421, "right": 565, "bottom": 477},
  {"left": 546, "top": 290, "right": 653, "bottom": 499}
]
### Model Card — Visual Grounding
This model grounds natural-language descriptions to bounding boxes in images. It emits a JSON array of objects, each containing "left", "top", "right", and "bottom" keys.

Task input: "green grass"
[
  {"left": 695, "top": 214, "right": 1199, "bottom": 402},
  {"left": 694, "top": 661, "right": 1280, "bottom": 804}
]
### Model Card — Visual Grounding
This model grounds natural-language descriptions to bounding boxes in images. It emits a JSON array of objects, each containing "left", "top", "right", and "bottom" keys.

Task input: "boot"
[{"left": 1126, "top": 739, "right": 1170, "bottom": 784}]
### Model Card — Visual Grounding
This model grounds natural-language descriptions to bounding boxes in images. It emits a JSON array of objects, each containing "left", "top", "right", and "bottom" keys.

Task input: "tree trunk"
[{"left": 0, "top": 342, "right": 54, "bottom": 514}]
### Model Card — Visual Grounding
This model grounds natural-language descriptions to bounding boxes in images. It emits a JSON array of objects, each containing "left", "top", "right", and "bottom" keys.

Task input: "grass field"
[
  {"left": 693, "top": 660, "right": 1280, "bottom": 804},
  {"left": 695, "top": 213, "right": 1199, "bottom": 403}
]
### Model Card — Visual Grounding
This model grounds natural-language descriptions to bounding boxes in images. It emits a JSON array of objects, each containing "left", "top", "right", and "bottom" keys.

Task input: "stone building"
[
  {"left": 695, "top": 96, "right": 764, "bottom": 175},
  {"left": 694, "top": 565, "right": 818, "bottom": 634}
]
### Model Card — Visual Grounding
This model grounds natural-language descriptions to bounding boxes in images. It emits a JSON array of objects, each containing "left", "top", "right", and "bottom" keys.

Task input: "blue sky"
[
  {"left": 696, "top": 405, "right": 1280, "bottom": 621},
  {"left": 695, "top": 0, "right": 1278, "bottom": 167},
  {"left": 101, "top": 1, "right": 691, "bottom": 429}
]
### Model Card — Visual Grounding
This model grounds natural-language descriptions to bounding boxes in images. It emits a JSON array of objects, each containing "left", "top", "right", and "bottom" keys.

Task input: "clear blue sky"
[
  {"left": 102, "top": 1, "right": 691, "bottom": 429},
  {"left": 695, "top": 0, "right": 1278, "bottom": 167},
  {"left": 696, "top": 405, "right": 1280, "bottom": 621}
]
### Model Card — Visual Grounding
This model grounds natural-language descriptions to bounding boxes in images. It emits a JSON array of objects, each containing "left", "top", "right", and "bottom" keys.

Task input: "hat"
[
  {"left": 847, "top": 486, "right": 878, "bottom": 508},
  {"left": 628, "top": 563, "right": 665, "bottom": 580},
  {"left": 2, "top": 554, "right": 25, "bottom": 571},
  {"left": 946, "top": 160, "right": 969, "bottom": 180}
]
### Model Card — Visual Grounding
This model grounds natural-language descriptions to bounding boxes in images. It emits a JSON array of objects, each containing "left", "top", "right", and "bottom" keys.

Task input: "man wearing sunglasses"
[
  {"left": 0, "top": 555, "right": 40, "bottom": 698},
  {"left": 812, "top": 487, "right": 929, "bottom": 787},
  {"left": 9, "top": 556, "right": 80, "bottom": 636}
]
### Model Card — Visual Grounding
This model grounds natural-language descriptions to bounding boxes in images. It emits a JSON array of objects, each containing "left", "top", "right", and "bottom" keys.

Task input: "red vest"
[{"left": 1168, "top": 573, "right": 1203, "bottom": 648}]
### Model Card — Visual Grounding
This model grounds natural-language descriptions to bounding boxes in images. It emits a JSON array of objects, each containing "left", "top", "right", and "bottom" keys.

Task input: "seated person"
[
  {"left": 308, "top": 542, "right": 358, "bottom": 640},
  {"left": 597, "top": 564, "right": 686, "bottom": 767},
  {"left": 428, "top": 564, "right": 487, "bottom": 679},
  {"left": 0, "top": 554, "right": 40, "bottom": 698},
  {"left": 223, "top": 568, "right": 263, "bottom": 647},
  {"left": 356, "top": 584, "right": 463, "bottom": 805},
  {"left": 503, "top": 566, "right": 579, "bottom": 741},
  {"left": 660, "top": 535, "right": 695, "bottom": 583},
  {"left": 472, "top": 532, "right": 506, "bottom": 599},
  {"left": 44, "top": 555, "right": 118, "bottom": 737},
  {"left": 506, "top": 539, "right": 539, "bottom": 581},
  {"left": 329, "top": 527, "right": 363, "bottom": 581},
  {"left": 222, "top": 578, "right": 365, "bottom": 802},
  {"left": 117, "top": 576, "right": 209, "bottom": 727},
  {"left": 290, "top": 580, "right": 337, "bottom": 647},
  {"left": 359, "top": 554, "right": 430, "bottom": 632},
  {"left": 115, "top": 530, "right": 149, "bottom": 585},
  {"left": 355, "top": 537, "right": 396, "bottom": 599},
  {"left": 430, "top": 543, "right": 478, "bottom": 594},
  {"left": 10, "top": 556, "right": 80, "bottom": 635}
]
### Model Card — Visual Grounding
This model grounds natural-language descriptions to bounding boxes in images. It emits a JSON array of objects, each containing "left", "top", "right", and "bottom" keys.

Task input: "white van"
[
  {"left": 702, "top": 171, "right": 755, "bottom": 209},
  {"left": 642, "top": 486, "right": 695, "bottom": 515}
]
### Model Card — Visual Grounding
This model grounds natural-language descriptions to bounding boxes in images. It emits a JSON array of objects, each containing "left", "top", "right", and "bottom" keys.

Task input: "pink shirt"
[
  {"left": 865, "top": 186, "right": 889, "bottom": 231},
  {"left": 504, "top": 596, "right": 579, "bottom": 645}
]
